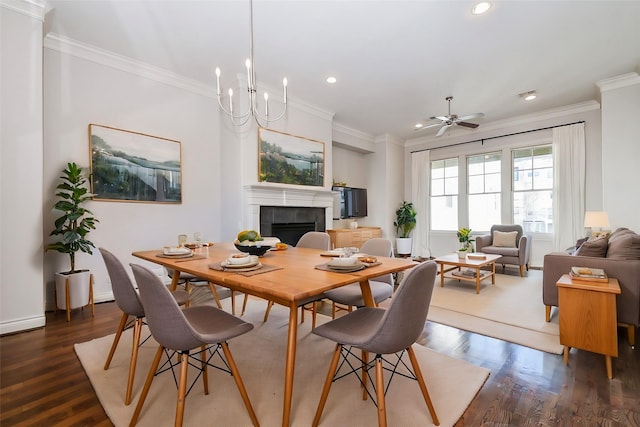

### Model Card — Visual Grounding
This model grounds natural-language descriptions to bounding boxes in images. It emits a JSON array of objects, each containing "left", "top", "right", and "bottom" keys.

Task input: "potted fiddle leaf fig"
[
  {"left": 46, "top": 162, "right": 99, "bottom": 313},
  {"left": 394, "top": 201, "right": 417, "bottom": 255}
]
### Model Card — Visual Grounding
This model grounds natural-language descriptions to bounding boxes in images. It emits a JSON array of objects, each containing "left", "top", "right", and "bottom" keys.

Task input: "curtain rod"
[{"left": 410, "top": 120, "right": 586, "bottom": 153}]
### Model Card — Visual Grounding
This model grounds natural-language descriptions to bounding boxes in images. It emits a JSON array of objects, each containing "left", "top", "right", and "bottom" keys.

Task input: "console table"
[
  {"left": 556, "top": 274, "right": 621, "bottom": 379},
  {"left": 327, "top": 227, "right": 381, "bottom": 249}
]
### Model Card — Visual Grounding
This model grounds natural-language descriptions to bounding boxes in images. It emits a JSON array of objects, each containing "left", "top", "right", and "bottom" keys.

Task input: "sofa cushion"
[
  {"left": 575, "top": 233, "right": 608, "bottom": 257},
  {"left": 608, "top": 227, "right": 634, "bottom": 243},
  {"left": 493, "top": 230, "right": 518, "bottom": 247},
  {"left": 606, "top": 230, "right": 640, "bottom": 260},
  {"left": 482, "top": 246, "right": 519, "bottom": 257}
]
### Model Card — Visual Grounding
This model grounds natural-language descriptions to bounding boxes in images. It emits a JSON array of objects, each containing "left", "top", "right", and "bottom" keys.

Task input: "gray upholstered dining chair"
[
  {"left": 129, "top": 264, "right": 259, "bottom": 427},
  {"left": 99, "top": 248, "right": 190, "bottom": 405},
  {"left": 245, "top": 231, "right": 331, "bottom": 325},
  {"left": 311, "top": 261, "right": 440, "bottom": 427},
  {"left": 323, "top": 238, "right": 394, "bottom": 319}
]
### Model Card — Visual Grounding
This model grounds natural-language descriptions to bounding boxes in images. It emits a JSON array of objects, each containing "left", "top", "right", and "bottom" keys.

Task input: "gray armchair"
[{"left": 475, "top": 224, "right": 531, "bottom": 277}]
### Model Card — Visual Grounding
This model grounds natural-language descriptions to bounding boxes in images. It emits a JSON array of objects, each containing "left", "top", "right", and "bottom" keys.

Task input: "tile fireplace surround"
[{"left": 244, "top": 185, "right": 336, "bottom": 238}]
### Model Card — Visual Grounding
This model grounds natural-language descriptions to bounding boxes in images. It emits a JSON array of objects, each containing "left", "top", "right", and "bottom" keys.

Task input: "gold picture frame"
[
  {"left": 89, "top": 124, "right": 182, "bottom": 203},
  {"left": 258, "top": 128, "right": 324, "bottom": 187}
]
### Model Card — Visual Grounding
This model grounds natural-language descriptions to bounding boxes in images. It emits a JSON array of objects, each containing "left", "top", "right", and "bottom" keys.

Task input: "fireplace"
[
  {"left": 243, "top": 185, "right": 336, "bottom": 243},
  {"left": 260, "top": 206, "right": 326, "bottom": 246}
]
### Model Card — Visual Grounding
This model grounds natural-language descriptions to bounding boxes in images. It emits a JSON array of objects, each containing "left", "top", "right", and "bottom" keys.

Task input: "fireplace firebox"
[{"left": 260, "top": 206, "right": 325, "bottom": 246}]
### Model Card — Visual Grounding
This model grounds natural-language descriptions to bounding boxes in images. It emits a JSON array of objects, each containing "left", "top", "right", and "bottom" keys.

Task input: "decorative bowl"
[
  {"left": 328, "top": 256, "right": 358, "bottom": 267},
  {"left": 234, "top": 242, "right": 271, "bottom": 257},
  {"left": 226, "top": 253, "right": 252, "bottom": 265}
]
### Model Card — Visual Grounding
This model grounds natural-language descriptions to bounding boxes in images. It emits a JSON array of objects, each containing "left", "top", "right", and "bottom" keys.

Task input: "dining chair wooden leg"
[
  {"left": 175, "top": 352, "right": 189, "bottom": 427},
  {"left": 104, "top": 312, "right": 128, "bottom": 370},
  {"left": 242, "top": 294, "right": 249, "bottom": 316},
  {"left": 125, "top": 318, "right": 143, "bottom": 405},
  {"left": 201, "top": 345, "right": 209, "bottom": 395},
  {"left": 312, "top": 343, "right": 342, "bottom": 427},
  {"left": 129, "top": 345, "right": 164, "bottom": 427},
  {"left": 375, "top": 356, "right": 387, "bottom": 427},
  {"left": 263, "top": 301, "right": 274, "bottom": 322},
  {"left": 361, "top": 350, "right": 369, "bottom": 400},
  {"left": 407, "top": 346, "right": 440, "bottom": 425},
  {"left": 207, "top": 283, "right": 223, "bottom": 309},
  {"left": 220, "top": 342, "right": 260, "bottom": 427},
  {"left": 311, "top": 302, "right": 317, "bottom": 329},
  {"left": 230, "top": 291, "right": 237, "bottom": 315}
]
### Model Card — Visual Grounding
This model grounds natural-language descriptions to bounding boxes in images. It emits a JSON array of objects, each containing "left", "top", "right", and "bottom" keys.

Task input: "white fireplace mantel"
[{"left": 244, "top": 184, "right": 337, "bottom": 232}]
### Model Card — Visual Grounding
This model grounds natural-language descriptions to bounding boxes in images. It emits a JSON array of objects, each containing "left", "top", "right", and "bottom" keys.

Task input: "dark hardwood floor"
[{"left": 1, "top": 298, "right": 639, "bottom": 426}]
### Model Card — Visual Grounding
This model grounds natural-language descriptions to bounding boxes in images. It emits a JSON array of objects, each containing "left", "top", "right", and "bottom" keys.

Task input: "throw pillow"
[
  {"left": 493, "top": 230, "right": 518, "bottom": 247},
  {"left": 606, "top": 231, "right": 640, "bottom": 260},
  {"left": 575, "top": 233, "right": 608, "bottom": 257}
]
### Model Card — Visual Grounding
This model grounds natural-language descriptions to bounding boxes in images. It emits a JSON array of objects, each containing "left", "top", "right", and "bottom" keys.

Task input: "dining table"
[{"left": 132, "top": 241, "right": 417, "bottom": 427}]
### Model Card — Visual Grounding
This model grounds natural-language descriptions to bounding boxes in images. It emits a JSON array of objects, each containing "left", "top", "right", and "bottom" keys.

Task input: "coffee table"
[{"left": 434, "top": 253, "right": 501, "bottom": 294}]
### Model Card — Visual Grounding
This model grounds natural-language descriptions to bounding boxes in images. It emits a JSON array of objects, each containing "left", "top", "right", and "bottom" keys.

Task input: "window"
[
  {"left": 512, "top": 145, "right": 553, "bottom": 233},
  {"left": 431, "top": 158, "right": 458, "bottom": 230},
  {"left": 467, "top": 153, "right": 501, "bottom": 231}
]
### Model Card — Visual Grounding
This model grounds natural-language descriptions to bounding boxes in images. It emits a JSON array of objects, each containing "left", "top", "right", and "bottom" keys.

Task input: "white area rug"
[
  {"left": 426, "top": 269, "right": 563, "bottom": 354},
  {"left": 75, "top": 297, "right": 489, "bottom": 427}
]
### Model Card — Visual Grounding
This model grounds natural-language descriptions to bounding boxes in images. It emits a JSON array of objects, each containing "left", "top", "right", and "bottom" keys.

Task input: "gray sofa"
[
  {"left": 475, "top": 224, "right": 531, "bottom": 277},
  {"left": 542, "top": 227, "right": 640, "bottom": 347}
]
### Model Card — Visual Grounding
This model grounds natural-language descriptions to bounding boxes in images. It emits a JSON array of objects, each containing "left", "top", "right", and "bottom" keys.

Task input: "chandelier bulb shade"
[{"left": 215, "top": 0, "right": 288, "bottom": 127}]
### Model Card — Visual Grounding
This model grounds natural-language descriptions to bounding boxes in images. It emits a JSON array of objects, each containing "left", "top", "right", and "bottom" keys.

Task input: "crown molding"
[
  {"left": 596, "top": 72, "right": 640, "bottom": 92},
  {"left": 43, "top": 33, "right": 215, "bottom": 97},
  {"left": 1, "top": 0, "right": 45, "bottom": 21}
]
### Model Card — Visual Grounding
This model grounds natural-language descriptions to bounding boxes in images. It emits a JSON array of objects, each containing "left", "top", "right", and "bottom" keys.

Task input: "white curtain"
[
  {"left": 552, "top": 123, "right": 585, "bottom": 251},
  {"left": 411, "top": 150, "right": 431, "bottom": 257}
]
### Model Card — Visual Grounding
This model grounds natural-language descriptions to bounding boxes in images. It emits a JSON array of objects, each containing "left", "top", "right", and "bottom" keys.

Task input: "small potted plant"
[
  {"left": 394, "top": 201, "right": 417, "bottom": 255},
  {"left": 46, "top": 162, "right": 99, "bottom": 315},
  {"left": 456, "top": 227, "right": 474, "bottom": 258}
]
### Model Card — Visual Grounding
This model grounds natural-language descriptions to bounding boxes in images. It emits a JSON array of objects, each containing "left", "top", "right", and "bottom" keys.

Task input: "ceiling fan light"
[{"left": 472, "top": 2, "right": 491, "bottom": 15}]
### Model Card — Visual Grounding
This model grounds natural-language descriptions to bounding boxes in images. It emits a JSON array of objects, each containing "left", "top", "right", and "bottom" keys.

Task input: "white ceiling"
[{"left": 44, "top": 0, "right": 640, "bottom": 140}]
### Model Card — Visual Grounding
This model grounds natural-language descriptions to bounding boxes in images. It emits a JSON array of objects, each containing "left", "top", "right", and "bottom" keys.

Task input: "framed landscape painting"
[
  {"left": 89, "top": 124, "right": 182, "bottom": 203},
  {"left": 258, "top": 128, "right": 324, "bottom": 187}
]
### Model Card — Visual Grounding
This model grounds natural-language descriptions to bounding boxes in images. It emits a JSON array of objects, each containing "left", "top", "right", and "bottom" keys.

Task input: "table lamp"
[{"left": 584, "top": 211, "right": 610, "bottom": 237}]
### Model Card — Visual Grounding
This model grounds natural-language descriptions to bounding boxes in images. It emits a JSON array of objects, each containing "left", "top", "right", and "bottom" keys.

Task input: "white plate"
[
  {"left": 163, "top": 247, "right": 192, "bottom": 255},
  {"left": 221, "top": 262, "right": 263, "bottom": 272},
  {"left": 327, "top": 262, "right": 365, "bottom": 272},
  {"left": 161, "top": 252, "right": 194, "bottom": 258},
  {"left": 221, "top": 259, "right": 260, "bottom": 269}
]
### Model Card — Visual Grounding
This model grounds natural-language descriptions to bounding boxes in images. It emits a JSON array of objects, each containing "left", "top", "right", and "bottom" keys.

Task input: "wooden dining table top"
[{"left": 132, "top": 242, "right": 416, "bottom": 307}]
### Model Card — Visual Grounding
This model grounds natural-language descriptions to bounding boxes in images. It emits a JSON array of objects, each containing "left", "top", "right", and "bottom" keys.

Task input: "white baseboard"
[{"left": 1, "top": 314, "right": 46, "bottom": 335}]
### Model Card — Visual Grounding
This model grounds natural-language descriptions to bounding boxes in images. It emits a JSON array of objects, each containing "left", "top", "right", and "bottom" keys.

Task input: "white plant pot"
[
  {"left": 396, "top": 237, "right": 413, "bottom": 256},
  {"left": 457, "top": 250, "right": 468, "bottom": 259},
  {"left": 55, "top": 270, "right": 91, "bottom": 309}
]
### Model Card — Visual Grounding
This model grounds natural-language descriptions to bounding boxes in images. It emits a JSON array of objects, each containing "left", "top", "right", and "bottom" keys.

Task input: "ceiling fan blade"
[
  {"left": 414, "top": 122, "right": 444, "bottom": 132},
  {"left": 457, "top": 121, "right": 480, "bottom": 129},
  {"left": 431, "top": 116, "right": 449, "bottom": 121},
  {"left": 436, "top": 124, "right": 452, "bottom": 137},
  {"left": 457, "top": 113, "right": 485, "bottom": 121}
]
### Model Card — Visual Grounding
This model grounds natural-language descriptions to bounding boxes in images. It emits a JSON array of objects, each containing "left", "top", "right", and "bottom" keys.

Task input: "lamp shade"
[{"left": 584, "top": 211, "right": 610, "bottom": 228}]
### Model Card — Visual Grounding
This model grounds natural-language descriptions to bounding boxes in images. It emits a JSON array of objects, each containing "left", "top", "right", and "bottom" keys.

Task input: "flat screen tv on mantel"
[{"left": 333, "top": 186, "right": 367, "bottom": 219}]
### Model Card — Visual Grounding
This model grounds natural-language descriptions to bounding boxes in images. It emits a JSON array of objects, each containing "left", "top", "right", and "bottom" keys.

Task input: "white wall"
[
  {"left": 42, "top": 40, "right": 222, "bottom": 308},
  {"left": 599, "top": 73, "right": 640, "bottom": 232},
  {"left": 1, "top": 3, "right": 46, "bottom": 334},
  {"left": 404, "top": 102, "right": 603, "bottom": 267}
]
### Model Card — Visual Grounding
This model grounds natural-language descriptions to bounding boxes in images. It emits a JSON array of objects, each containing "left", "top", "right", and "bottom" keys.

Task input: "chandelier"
[{"left": 215, "top": 0, "right": 288, "bottom": 127}]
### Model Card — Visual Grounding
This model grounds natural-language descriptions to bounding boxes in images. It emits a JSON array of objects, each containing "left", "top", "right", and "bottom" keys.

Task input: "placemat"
[
  {"left": 208, "top": 262, "right": 283, "bottom": 276},
  {"left": 314, "top": 261, "right": 381, "bottom": 273},
  {"left": 156, "top": 254, "right": 208, "bottom": 262}
]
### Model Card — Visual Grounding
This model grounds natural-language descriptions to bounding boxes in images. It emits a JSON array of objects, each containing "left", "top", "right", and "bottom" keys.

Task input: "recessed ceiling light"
[
  {"left": 326, "top": 77, "right": 337, "bottom": 84},
  {"left": 415, "top": 123, "right": 423, "bottom": 129},
  {"left": 519, "top": 90, "right": 537, "bottom": 101},
  {"left": 472, "top": 2, "right": 491, "bottom": 15}
]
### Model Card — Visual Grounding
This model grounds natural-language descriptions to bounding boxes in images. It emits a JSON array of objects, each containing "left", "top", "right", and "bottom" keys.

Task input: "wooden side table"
[{"left": 556, "top": 274, "right": 621, "bottom": 379}]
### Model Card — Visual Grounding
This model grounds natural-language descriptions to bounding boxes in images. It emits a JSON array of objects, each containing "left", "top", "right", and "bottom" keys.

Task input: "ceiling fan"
[{"left": 416, "top": 96, "right": 484, "bottom": 137}]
